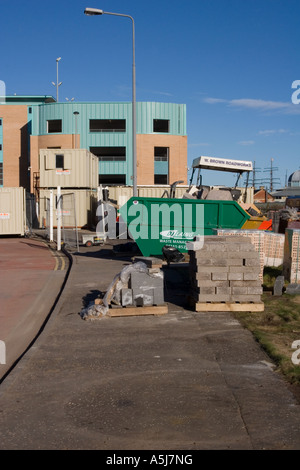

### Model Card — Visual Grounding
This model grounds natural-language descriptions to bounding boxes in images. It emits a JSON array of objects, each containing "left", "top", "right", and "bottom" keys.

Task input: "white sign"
[
  {"left": 0, "top": 340, "right": 6, "bottom": 364},
  {"left": 0, "top": 213, "right": 10, "bottom": 219},
  {"left": 193, "top": 156, "right": 253, "bottom": 172},
  {"left": 160, "top": 230, "right": 194, "bottom": 240},
  {"left": 56, "top": 170, "right": 71, "bottom": 175}
]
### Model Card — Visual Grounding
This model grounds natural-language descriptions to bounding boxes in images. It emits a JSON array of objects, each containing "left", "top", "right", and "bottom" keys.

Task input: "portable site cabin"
[
  {"left": 39, "top": 149, "right": 98, "bottom": 189},
  {"left": 0, "top": 187, "right": 26, "bottom": 236}
]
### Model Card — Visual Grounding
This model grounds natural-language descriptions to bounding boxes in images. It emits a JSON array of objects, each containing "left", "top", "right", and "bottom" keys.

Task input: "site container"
[
  {"left": 0, "top": 187, "right": 26, "bottom": 236},
  {"left": 120, "top": 196, "right": 250, "bottom": 256},
  {"left": 39, "top": 188, "right": 98, "bottom": 229},
  {"left": 39, "top": 149, "right": 98, "bottom": 189}
]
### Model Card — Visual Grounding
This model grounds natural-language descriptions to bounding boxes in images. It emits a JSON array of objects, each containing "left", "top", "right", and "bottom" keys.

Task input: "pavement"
[{"left": 0, "top": 233, "right": 299, "bottom": 451}]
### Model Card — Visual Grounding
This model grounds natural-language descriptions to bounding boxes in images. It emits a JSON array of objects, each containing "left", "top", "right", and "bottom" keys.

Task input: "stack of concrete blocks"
[
  {"left": 121, "top": 268, "right": 165, "bottom": 307},
  {"left": 263, "top": 232, "right": 285, "bottom": 267},
  {"left": 283, "top": 228, "right": 300, "bottom": 284},
  {"left": 189, "top": 236, "right": 263, "bottom": 305},
  {"left": 216, "top": 229, "right": 265, "bottom": 282}
]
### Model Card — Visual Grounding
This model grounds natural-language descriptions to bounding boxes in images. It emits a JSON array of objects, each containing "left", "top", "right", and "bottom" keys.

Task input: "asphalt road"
[{"left": 0, "top": 239, "right": 299, "bottom": 451}]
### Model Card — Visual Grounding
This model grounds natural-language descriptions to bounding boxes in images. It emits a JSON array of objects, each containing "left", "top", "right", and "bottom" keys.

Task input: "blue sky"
[{"left": 1, "top": 0, "right": 300, "bottom": 188}]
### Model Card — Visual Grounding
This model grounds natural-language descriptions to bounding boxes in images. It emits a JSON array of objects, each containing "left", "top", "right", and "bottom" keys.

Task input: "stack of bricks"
[
  {"left": 189, "top": 235, "right": 263, "bottom": 308},
  {"left": 283, "top": 229, "right": 300, "bottom": 284},
  {"left": 216, "top": 229, "right": 265, "bottom": 282},
  {"left": 263, "top": 232, "right": 285, "bottom": 267}
]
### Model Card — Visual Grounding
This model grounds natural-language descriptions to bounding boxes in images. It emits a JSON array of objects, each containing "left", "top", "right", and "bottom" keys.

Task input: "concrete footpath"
[
  {"left": 0, "top": 236, "right": 299, "bottom": 450},
  {"left": 0, "top": 236, "right": 67, "bottom": 381}
]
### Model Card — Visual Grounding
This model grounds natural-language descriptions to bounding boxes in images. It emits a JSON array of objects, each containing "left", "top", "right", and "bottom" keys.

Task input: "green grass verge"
[{"left": 233, "top": 267, "right": 300, "bottom": 385}]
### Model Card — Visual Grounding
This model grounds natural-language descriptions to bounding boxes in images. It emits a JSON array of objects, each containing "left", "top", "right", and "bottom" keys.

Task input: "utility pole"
[
  {"left": 263, "top": 158, "right": 280, "bottom": 192},
  {"left": 252, "top": 161, "right": 262, "bottom": 189}
]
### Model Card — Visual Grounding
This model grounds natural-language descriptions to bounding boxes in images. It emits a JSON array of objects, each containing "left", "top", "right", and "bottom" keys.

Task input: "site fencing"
[
  {"left": 44, "top": 190, "right": 79, "bottom": 252},
  {"left": 60, "top": 192, "right": 79, "bottom": 252}
]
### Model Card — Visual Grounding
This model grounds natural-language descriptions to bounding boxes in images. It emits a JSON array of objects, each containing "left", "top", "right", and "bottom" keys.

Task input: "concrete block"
[
  {"left": 213, "top": 294, "right": 231, "bottom": 302},
  {"left": 285, "top": 283, "right": 300, "bottom": 295},
  {"left": 191, "top": 271, "right": 212, "bottom": 281},
  {"left": 230, "top": 280, "right": 261, "bottom": 287},
  {"left": 193, "top": 266, "right": 228, "bottom": 273},
  {"left": 121, "top": 288, "right": 133, "bottom": 306},
  {"left": 228, "top": 272, "right": 244, "bottom": 281},
  {"left": 195, "top": 294, "right": 231, "bottom": 302},
  {"left": 235, "top": 244, "right": 256, "bottom": 252},
  {"left": 247, "top": 286, "right": 263, "bottom": 295},
  {"left": 153, "top": 287, "right": 165, "bottom": 305},
  {"left": 273, "top": 276, "right": 285, "bottom": 296},
  {"left": 196, "top": 280, "right": 228, "bottom": 288},
  {"left": 212, "top": 272, "right": 228, "bottom": 281},
  {"left": 216, "top": 287, "right": 231, "bottom": 295},
  {"left": 226, "top": 258, "right": 244, "bottom": 266},
  {"left": 130, "top": 271, "right": 164, "bottom": 289},
  {"left": 230, "top": 294, "right": 262, "bottom": 302},
  {"left": 241, "top": 252, "right": 261, "bottom": 259},
  {"left": 231, "top": 287, "right": 248, "bottom": 295},
  {"left": 244, "top": 258, "right": 260, "bottom": 267},
  {"left": 243, "top": 271, "right": 261, "bottom": 281},
  {"left": 198, "top": 286, "right": 215, "bottom": 295}
]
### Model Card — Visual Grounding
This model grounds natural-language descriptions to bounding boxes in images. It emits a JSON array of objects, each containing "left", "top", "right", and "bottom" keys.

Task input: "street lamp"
[
  {"left": 84, "top": 7, "right": 137, "bottom": 197},
  {"left": 52, "top": 57, "right": 62, "bottom": 102},
  {"left": 73, "top": 111, "right": 80, "bottom": 149}
]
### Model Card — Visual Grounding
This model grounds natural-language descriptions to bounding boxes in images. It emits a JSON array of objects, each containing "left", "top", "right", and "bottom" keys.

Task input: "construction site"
[{"left": 0, "top": 153, "right": 300, "bottom": 451}]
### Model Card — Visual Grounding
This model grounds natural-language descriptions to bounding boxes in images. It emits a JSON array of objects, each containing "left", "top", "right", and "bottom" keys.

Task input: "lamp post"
[
  {"left": 84, "top": 7, "right": 137, "bottom": 197},
  {"left": 73, "top": 111, "right": 79, "bottom": 149},
  {"left": 52, "top": 57, "right": 62, "bottom": 102}
]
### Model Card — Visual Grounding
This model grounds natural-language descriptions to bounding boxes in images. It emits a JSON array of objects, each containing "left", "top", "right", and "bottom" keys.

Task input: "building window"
[
  {"left": 0, "top": 144, "right": 2, "bottom": 151},
  {"left": 153, "top": 119, "right": 169, "bottom": 133},
  {"left": 90, "top": 146, "right": 126, "bottom": 161},
  {"left": 56, "top": 154, "right": 64, "bottom": 169},
  {"left": 99, "top": 174, "right": 126, "bottom": 185},
  {"left": 154, "top": 147, "right": 169, "bottom": 161},
  {"left": 0, "top": 119, "right": 2, "bottom": 126},
  {"left": 89, "top": 119, "right": 126, "bottom": 133},
  {"left": 154, "top": 175, "right": 168, "bottom": 184},
  {"left": 0, "top": 162, "right": 3, "bottom": 186},
  {"left": 28, "top": 107, "right": 32, "bottom": 114},
  {"left": 47, "top": 119, "right": 62, "bottom": 133}
]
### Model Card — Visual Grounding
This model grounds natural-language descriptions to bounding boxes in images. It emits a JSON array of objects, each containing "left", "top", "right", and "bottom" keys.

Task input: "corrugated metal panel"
[
  {"left": 0, "top": 187, "right": 26, "bottom": 235},
  {"left": 31, "top": 101, "right": 186, "bottom": 137},
  {"left": 39, "top": 149, "right": 98, "bottom": 189},
  {"left": 39, "top": 189, "right": 98, "bottom": 228},
  {"left": 136, "top": 102, "right": 186, "bottom": 135}
]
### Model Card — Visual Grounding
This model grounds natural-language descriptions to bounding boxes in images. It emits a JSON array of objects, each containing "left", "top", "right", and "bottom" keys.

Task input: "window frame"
[{"left": 47, "top": 119, "right": 62, "bottom": 134}]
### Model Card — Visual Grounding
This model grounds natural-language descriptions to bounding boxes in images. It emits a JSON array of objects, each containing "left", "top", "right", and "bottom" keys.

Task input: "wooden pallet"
[
  {"left": 94, "top": 298, "right": 168, "bottom": 316},
  {"left": 190, "top": 300, "right": 264, "bottom": 313},
  {"left": 107, "top": 304, "right": 168, "bottom": 317}
]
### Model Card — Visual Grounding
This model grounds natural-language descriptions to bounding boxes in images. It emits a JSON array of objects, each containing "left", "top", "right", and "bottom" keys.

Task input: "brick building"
[{"left": 0, "top": 96, "right": 187, "bottom": 194}]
